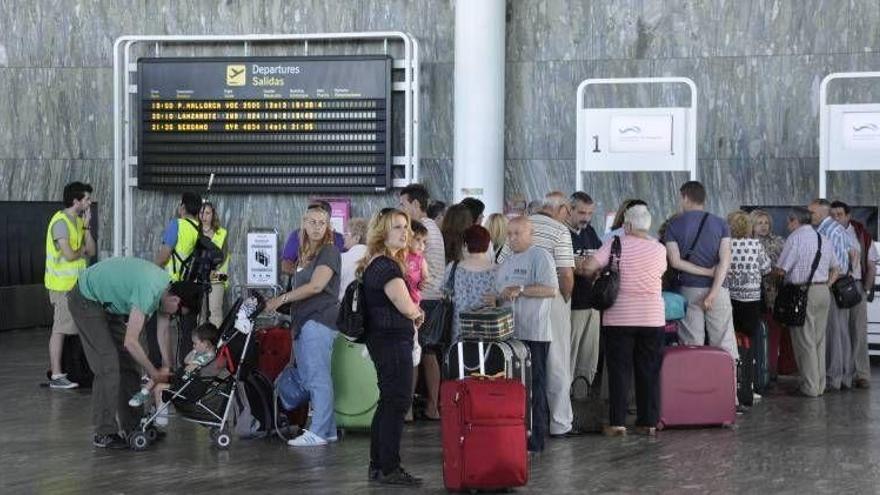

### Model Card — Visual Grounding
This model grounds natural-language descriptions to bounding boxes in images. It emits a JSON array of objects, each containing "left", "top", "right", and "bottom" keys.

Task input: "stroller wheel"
[
  {"left": 216, "top": 433, "right": 231, "bottom": 449},
  {"left": 146, "top": 427, "right": 159, "bottom": 442},
  {"left": 130, "top": 431, "right": 150, "bottom": 451}
]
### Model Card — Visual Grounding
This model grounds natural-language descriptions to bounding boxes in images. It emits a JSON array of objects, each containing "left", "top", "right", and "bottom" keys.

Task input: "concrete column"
[{"left": 453, "top": 0, "right": 506, "bottom": 215}]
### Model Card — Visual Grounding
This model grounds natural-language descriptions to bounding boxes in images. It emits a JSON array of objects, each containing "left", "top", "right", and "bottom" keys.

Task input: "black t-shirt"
[
  {"left": 570, "top": 225, "right": 602, "bottom": 310},
  {"left": 363, "top": 256, "right": 413, "bottom": 341}
]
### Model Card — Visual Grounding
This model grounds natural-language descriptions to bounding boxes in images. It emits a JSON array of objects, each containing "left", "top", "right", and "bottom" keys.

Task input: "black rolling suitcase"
[{"left": 444, "top": 339, "right": 532, "bottom": 434}]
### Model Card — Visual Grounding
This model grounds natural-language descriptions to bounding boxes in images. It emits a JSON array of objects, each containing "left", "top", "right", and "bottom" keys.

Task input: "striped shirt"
[
  {"left": 592, "top": 235, "right": 667, "bottom": 327},
  {"left": 420, "top": 217, "right": 446, "bottom": 301},
  {"left": 498, "top": 213, "right": 575, "bottom": 269},
  {"left": 776, "top": 225, "right": 838, "bottom": 284},
  {"left": 816, "top": 216, "right": 852, "bottom": 274}
]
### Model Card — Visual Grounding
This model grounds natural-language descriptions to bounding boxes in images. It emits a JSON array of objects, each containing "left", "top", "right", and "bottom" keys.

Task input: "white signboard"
[
  {"left": 843, "top": 112, "right": 880, "bottom": 150},
  {"left": 246, "top": 230, "right": 278, "bottom": 286},
  {"left": 609, "top": 115, "right": 674, "bottom": 153}
]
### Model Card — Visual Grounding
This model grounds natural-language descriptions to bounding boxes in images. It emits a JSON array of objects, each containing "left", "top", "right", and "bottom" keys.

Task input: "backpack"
[
  {"left": 337, "top": 278, "right": 367, "bottom": 343},
  {"left": 233, "top": 370, "right": 276, "bottom": 439},
  {"left": 173, "top": 219, "right": 225, "bottom": 282}
]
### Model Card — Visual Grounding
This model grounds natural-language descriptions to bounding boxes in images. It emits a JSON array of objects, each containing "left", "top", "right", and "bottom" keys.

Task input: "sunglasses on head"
[{"left": 307, "top": 203, "right": 330, "bottom": 214}]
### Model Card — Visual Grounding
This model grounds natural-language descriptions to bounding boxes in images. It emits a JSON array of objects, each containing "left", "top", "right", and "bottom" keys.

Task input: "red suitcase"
[
  {"left": 257, "top": 327, "right": 310, "bottom": 430},
  {"left": 440, "top": 378, "right": 528, "bottom": 491},
  {"left": 658, "top": 346, "right": 736, "bottom": 429},
  {"left": 257, "top": 327, "right": 292, "bottom": 381}
]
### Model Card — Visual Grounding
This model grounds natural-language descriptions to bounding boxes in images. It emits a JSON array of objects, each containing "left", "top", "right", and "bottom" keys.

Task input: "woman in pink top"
[{"left": 583, "top": 204, "right": 667, "bottom": 437}]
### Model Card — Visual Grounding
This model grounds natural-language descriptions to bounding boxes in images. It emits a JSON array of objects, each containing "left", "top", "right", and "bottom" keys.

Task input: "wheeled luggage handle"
[{"left": 456, "top": 340, "right": 487, "bottom": 379}]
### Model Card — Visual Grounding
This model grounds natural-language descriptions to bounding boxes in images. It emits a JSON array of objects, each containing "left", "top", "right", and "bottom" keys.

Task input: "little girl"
[
  {"left": 405, "top": 220, "right": 431, "bottom": 307},
  {"left": 129, "top": 323, "right": 222, "bottom": 424}
]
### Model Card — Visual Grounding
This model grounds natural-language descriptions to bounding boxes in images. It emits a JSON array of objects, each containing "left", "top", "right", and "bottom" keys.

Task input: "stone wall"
[{"left": 2, "top": 0, "right": 879, "bottom": 289}]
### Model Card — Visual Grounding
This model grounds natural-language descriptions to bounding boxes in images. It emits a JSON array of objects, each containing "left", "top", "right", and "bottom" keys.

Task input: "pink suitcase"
[{"left": 658, "top": 345, "right": 735, "bottom": 429}]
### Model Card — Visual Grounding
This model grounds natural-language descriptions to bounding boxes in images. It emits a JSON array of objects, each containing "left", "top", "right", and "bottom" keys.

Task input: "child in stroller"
[
  {"left": 128, "top": 323, "right": 224, "bottom": 425},
  {"left": 127, "top": 292, "right": 264, "bottom": 451}
]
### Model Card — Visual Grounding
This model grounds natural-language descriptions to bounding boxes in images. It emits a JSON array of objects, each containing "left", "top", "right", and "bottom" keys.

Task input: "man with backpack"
[{"left": 152, "top": 192, "right": 203, "bottom": 367}]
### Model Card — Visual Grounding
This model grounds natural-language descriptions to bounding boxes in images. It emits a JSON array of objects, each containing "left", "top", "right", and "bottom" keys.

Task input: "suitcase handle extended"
[{"left": 457, "top": 340, "right": 487, "bottom": 378}]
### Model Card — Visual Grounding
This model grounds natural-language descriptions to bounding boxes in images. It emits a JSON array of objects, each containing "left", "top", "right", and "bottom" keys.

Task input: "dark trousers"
[
  {"left": 145, "top": 311, "right": 197, "bottom": 369},
  {"left": 523, "top": 340, "right": 549, "bottom": 452},
  {"left": 732, "top": 300, "right": 762, "bottom": 342},
  {"left": 67, "top": 285, "right": 141, "bottom": 435},
  {"left": 604, "top": 326, "right": 662, "bottom": 427},
  {"left": 366, "top": 336, "right": 413, "bottom": 475}
]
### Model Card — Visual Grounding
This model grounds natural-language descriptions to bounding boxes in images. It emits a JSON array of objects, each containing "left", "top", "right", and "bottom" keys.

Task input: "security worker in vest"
[
  {"left": 199, "top": 201, "right": 229, "bottom": 327},
  {"left": 67, "top": 257, "right": 202, "bottom": 449},
  {"left": 151, "top": 191, "right": 202, "bottom": 367},
  {"left": 45, "top": 181, "right": 96, "bottom": 389}
]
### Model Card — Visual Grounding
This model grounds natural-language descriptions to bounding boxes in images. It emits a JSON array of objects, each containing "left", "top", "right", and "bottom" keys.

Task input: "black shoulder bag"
[
  {"left": 420, "top": 262, "right": 458, "bottom": 347},
  {"left": 774, "top": 233, "right": 822, "bottom": 326},
  {"left": 831, "top": 261, "right": 863, "bottom": 309},
  {"left": 592, "top": 236, "right": 621, "bottom": 311}
]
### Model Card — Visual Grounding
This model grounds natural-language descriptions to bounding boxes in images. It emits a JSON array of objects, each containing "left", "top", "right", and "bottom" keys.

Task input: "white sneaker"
[
  {"left": 287, "top": 429, "right": 328, "bottom": 447},
  {"left": 752, "top": 392, "right": 762, "bottom": 403}
]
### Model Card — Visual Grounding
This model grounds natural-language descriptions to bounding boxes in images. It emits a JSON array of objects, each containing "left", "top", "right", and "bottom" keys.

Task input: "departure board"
[{"left": 137, "top": 56, "right": 392, "bottom": 192}]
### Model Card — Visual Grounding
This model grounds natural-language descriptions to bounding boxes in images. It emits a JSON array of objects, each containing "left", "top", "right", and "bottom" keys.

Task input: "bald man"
[{"left": 490, "top": 216, "right": 558, "bottom": 452}]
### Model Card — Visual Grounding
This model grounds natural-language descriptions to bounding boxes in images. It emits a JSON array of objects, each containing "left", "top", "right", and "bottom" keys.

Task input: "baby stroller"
[{"left": 128, "top": 292, "right": 265, "bottom": 451}]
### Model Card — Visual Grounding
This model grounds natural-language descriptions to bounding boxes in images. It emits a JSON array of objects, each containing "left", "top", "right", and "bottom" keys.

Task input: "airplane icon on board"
[{"left": 226, "top": 65, "right": 246, "bottom": 86}]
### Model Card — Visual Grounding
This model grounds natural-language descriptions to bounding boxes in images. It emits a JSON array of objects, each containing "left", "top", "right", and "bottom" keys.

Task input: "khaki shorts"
[{"left": 49, "top": 290, "right": 79, "bottom": 335}]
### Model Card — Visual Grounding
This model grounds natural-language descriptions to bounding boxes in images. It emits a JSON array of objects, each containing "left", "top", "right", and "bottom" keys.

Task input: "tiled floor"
[{"left": 3, "top": 328, "right": 880, "bottom": 494}]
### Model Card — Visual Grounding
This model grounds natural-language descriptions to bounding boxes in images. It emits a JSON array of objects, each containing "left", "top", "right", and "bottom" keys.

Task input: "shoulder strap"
[
  {"left": 611, "top": 236, "right": 622, "bottom": 270},
  {"left": 683, "top": 212, "right": 710, "bottom": 261},
  {"left": 445, "top": 261, "right": 459, "bottom": 297},
  {"left": 172, "top": 218, "right": 202, "bottom": 266},
  {"left": 807, "top": 232, "right": 822, "bottom": 284}
]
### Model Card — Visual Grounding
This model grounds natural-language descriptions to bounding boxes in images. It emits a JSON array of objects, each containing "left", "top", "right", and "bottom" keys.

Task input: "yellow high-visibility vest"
[
  {"left": 44, "top": 211, "right": 87, "bottom": 291},
  {"left": 212, "top": 227, "right": 229, "bottom": 288},
  {"left": 166, "top": 218, "right": 199, "bottom": 282}
]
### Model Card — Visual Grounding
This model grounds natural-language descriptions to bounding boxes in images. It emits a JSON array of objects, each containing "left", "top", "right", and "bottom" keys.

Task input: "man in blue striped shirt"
[{"left": 809, "top": 199, "right": 859, "bottom": 391}]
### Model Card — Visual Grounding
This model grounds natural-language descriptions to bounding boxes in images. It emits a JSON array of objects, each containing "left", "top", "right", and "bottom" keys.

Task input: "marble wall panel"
[
  {"left": 1, "top": 0, "right": 151, "bottom": 68},
  {"left": 629, "top": 0, "right": 718, "bottom": 59},
  {"left": 849, "top": 0, "right": 880, "bottom": 54},
  {"left": 0, "top": 68, "right": 113, "bottom": 160},
  {"left": 418, "top": 62, "right": 454, "bottom": 159},
  {"left": 0, "top": 0, "right": 39, "bottom": 67},
  {"left": 504, "top": 159, "right": 576, "bottom": 204},
  {"left": 715, "top": 0, "right": 851, "bottom": 57},
  {"left": 506, "top": 0, "right": 591, "bottom": 62}
]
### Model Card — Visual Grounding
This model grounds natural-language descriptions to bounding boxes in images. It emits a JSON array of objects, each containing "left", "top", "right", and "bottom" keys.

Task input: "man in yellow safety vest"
[
  {"left": 151, "top": 192, "right": 202, "bottom": 367},
  {"left": 45, "top": 181, "right": 96, "bottom": 389}
]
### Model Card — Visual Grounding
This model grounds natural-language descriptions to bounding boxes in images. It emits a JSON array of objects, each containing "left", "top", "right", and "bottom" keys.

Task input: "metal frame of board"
[
  {"left": 818, "top": 71, "right": 880, "bottom": 198},
  {"left": 575, "top": 77, "right": 698, "bottom": 192},
  {"left": 112, "top": 32, "right": 420, "bottom": 257}
]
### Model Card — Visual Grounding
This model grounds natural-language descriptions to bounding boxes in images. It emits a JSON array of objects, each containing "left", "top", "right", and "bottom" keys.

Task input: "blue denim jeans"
[{"left": 284, "top": 319, "right": 337, "bottom": 440}]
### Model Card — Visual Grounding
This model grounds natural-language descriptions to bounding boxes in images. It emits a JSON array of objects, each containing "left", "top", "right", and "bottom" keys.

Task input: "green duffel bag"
[{"left": 331, "top": 335, "right": 379, "bottom": 430}]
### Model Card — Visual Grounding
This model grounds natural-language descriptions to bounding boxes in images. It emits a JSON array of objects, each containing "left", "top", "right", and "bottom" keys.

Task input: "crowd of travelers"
[{"left": 43, "top": 179, "right": 878, "bottom": 486}]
